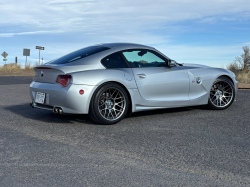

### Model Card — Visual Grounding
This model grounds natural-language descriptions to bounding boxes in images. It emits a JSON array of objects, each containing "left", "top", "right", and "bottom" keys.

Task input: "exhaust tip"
[
  {"left": 30, "top": 102, "right": 34, "bottom": 108},
  {"left": 53, "top": 107, "right": 63, "bottom": 114},
  {"left": 58, "top": 108, "right": 63, "bottom": 114}
]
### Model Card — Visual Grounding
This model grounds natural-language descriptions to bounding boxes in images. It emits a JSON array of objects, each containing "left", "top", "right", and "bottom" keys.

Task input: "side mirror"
[{"left": 167, "top": 59, "right": 176, "bottom": 67}]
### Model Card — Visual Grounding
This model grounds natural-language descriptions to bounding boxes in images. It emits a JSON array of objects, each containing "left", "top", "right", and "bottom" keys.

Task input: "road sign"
[
  {"left": 23, "top": 48, "right": 30, "bottom": 56},
  {"left": 1, "top": 51, "right": 8, "bottom": 58},
  {"left": 36, "top": 46, "right": 45, "bottom": 64},
  {"left": 36, "top": 46, "right": 45, "bottom": 50},
  {"left": 3, "top": 59, "right": 7, "bottom": 61}
]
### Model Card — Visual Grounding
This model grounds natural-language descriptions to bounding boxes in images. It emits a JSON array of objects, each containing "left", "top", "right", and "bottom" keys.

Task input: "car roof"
[{"left": 95, "top": 43, "right": 154, "bottom": 49}]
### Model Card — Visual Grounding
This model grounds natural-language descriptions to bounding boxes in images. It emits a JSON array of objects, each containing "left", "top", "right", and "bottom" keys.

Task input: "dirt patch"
[{"left": 239, "top": 83, "right": 250, "bottom": 89}]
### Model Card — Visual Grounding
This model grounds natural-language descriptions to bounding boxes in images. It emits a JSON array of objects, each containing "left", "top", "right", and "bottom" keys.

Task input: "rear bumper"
[{"left": 30, "top": 81, "right": 97, "bottom": 114}]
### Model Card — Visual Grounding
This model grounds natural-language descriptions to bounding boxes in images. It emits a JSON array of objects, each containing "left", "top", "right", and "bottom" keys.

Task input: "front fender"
[{"left": 187, "top": 67, "right": 236, "bottom": 102}]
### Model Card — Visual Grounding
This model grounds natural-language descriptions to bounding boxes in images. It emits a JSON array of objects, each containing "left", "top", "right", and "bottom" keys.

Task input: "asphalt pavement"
[{"left": 0, "top": 76, "right": 250, "bottom": 187}]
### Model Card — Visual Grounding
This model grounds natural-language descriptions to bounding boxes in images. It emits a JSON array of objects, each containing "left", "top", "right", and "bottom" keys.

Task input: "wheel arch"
[{"left": 217, "top": 75, "right": 234, "bottom": 85}]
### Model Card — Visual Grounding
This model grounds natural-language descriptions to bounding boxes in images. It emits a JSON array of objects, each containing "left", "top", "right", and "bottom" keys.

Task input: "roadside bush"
[
  {"left": 227, "top": 46, "right": 250, "bottom": 84},
  {"left": 237, "top": 71, "right": 250, "bottom": 84},
  {"left": 226, "top": 62, "right": 241, "bottom": 76},
  {"left": 0, "top": 63, "right": 22, "bottom": 72}
]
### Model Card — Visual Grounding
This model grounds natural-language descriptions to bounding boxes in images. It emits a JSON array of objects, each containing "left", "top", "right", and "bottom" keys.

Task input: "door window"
[{"left": 122, "top": 50, "right": 167, "bottom": 68}]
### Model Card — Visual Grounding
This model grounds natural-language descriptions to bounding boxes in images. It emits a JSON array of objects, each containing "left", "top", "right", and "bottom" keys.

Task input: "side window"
[
  {"left": 122, "top": 50, "right": 167, "bottom": 68},
  {"left": 101, "top": 52, "right": 129, "bottom": 68}
]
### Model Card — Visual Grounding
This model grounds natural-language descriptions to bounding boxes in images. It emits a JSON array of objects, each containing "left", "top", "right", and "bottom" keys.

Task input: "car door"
[{"left": 121, "top": 49, "right": 190, "bottom": 104}]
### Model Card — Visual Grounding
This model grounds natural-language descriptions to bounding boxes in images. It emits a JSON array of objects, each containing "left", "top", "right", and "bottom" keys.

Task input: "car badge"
[
  {"left": 41, "top": 71, "right": 44, "bottom": 77},
  {"left": 196, "top": 77, "right": 202, "bottom": 84}
]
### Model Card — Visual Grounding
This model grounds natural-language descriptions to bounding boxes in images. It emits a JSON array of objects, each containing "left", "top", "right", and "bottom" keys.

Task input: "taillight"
[{"left": 56, "top": 75, "right": 72, "bottom": 87}]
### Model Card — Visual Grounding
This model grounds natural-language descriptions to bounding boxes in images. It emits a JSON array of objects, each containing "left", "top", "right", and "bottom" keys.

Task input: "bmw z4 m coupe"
[{"left": 30, "top": 43, "right": 238, "bottom": 124}]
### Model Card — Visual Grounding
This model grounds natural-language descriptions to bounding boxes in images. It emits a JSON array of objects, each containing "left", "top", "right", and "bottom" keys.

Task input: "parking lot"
[{"left": 0, "top": 76, "right": 250, "bottom": 186}]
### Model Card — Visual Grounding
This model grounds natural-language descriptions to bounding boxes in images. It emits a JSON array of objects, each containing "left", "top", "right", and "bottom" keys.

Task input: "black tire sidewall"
[
  {"left": 208, "top": 77, "right": 235, "bottom": 110},
  {"left": 91, "top": 83, "right": 129, "bottom": 125}
]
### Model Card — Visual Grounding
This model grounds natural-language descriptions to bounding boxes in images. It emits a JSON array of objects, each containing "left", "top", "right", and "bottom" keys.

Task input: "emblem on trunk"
[{"left": 41, "top": 71, "right": 44, "bottom": 77}]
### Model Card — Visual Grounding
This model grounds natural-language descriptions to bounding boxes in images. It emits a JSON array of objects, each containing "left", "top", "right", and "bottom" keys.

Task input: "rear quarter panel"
[
  {"left": 70, "top": 69, "right": 138, "bottom": 113},
  {"left": 70, "top": 69, "right": 137, "bottom": 88}
]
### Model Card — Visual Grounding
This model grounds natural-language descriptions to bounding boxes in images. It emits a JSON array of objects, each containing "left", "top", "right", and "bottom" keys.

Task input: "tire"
[
  {"left": 208, "top": 77, "right": 235, "bottom": 110},
  {"left": 89, "top": 83, "right": 129, "bottom": 125}
]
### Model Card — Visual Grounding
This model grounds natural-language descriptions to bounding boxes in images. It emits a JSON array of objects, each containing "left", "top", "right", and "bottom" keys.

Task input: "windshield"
[{"left": 49, "top": 46, "right": 110, "bottom": 64}]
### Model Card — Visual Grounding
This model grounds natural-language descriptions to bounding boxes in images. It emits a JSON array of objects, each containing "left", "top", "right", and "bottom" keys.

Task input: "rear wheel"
[
  {"left": 89, "top": 83, "right": 129, "bottom": 125},
  {"left": 208, "top": 77, "right": 235, "bottom": 110}
]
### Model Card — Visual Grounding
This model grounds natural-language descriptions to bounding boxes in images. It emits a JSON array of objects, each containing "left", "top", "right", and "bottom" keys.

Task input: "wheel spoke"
[
  {"left": 115, "top": 100, "right": 125, "bottom": 105},
  {"left": 211, "top": 95, "right": 216, "bottom": 101},
  {"left": 99, "top": 103, "right": 105, "bottom": 108},
  {"left": 113, "top": 109, "right": 118, "bottom": 117},
  {"left": 116, "top": 104, "right": 123, "bottom": 108},
  {"left": 221, "top": 98, "right": 226, "bottom": 105},
  {"left": 223, "top": 91, "right": 232, "bottom": 94},
  {"left": 110, "top": 110, "right": 114, "bottom": 119},
  {"left": 110, "top": 89, "right": 117, "bottom": 98},
  {"left": 222, "top": 97, "right": 228, "bottom": 104}
]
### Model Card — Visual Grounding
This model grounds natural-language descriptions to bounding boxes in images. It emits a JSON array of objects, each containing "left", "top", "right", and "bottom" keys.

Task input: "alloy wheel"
[
  {"left": 209, "top": 80, "right": 234, "bottom": 108},
  {"left": 98, "top": 88, "right": 126, "bottom": 121}
]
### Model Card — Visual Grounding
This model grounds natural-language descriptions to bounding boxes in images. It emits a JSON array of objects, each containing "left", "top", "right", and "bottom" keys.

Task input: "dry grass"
[
  {"left": 227, "top": 61, "right": 250, "bottom": 86},
  {"left": 0, "top": 62, "right": 34, "bottom": 76},
  {"left": 237, "top": 71, "right": 250, "bottom": 84}
]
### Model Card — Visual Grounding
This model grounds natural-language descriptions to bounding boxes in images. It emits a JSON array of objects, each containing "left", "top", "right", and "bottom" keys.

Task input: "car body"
[{"left": 30, "top": 43, "right": 238, "bottom": 124}]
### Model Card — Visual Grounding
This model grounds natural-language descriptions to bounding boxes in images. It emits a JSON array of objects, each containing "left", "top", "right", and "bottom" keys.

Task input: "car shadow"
[
  {"left": 3, "top": 103, "right": 97, "bottom": 125},
  {"left": 4, "top": 103, "right": 209, "bottom": 125}
]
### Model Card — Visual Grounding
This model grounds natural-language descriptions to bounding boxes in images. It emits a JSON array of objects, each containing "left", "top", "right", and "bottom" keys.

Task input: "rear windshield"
[{"left": 49, "top": 46, "right": 110, "bottom": 64}]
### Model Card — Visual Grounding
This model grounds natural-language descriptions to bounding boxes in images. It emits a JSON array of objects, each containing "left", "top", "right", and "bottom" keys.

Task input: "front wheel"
[
  {"left": 89, "top": 83, "right": 129, "bottom": 125},
  {"left": 208, "top": 77, "right": 235, "bottom": 110}
]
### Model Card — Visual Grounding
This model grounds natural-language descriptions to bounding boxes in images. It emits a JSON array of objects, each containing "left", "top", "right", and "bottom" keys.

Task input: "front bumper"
[
  {"left": 234, "top": 80, "right": 238, "bottom": 101},
  {"left": 30, "top": 81, "right": 97, "bottom": 114}
]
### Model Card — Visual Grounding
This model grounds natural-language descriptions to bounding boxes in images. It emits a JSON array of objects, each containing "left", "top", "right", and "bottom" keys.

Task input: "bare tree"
[{"left": 234, "top": 46, "right": 250, "bottom": 71}]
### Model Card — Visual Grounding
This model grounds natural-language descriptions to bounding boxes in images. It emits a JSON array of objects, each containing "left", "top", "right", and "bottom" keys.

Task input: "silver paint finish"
[{"left": 30, "top": 43, "right": 238, "bottom": 114}]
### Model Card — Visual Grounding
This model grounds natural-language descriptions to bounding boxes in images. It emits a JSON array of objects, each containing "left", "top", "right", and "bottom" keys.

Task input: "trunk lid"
[
  {"left": 33, "top": 63, "right": 103, "bottom": 83},
  {"left": 34, "top": 66, "right": 65, "bottom": 83}
]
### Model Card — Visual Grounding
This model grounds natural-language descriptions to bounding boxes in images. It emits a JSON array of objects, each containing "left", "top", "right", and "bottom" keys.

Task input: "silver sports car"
[{"left": 30, "top": 43, "right": 238, "bottom": 124}]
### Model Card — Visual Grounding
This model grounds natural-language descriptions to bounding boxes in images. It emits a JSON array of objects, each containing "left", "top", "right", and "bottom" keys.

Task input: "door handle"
[{"left": 137, "top": 74, "right": 146, "bottom": 79}]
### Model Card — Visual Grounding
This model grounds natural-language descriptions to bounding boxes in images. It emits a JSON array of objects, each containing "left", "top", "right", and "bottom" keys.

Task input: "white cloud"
[
  {"left": 0, "top": 30, "right": 63, "bottom": 37},
  {"left": 47, "top": 0, "right": 94, "bottom": 4},
  {"left": 198, "top": 17, "right": 217, "bottom": 24},
  {"left": 0, "top": 0, "right": 249, "bottom": 35}
]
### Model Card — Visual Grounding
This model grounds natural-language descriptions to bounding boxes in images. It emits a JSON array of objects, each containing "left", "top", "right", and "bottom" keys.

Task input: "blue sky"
[{"left": 0, "top": 0, "right": 249, "bottom": 68}]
